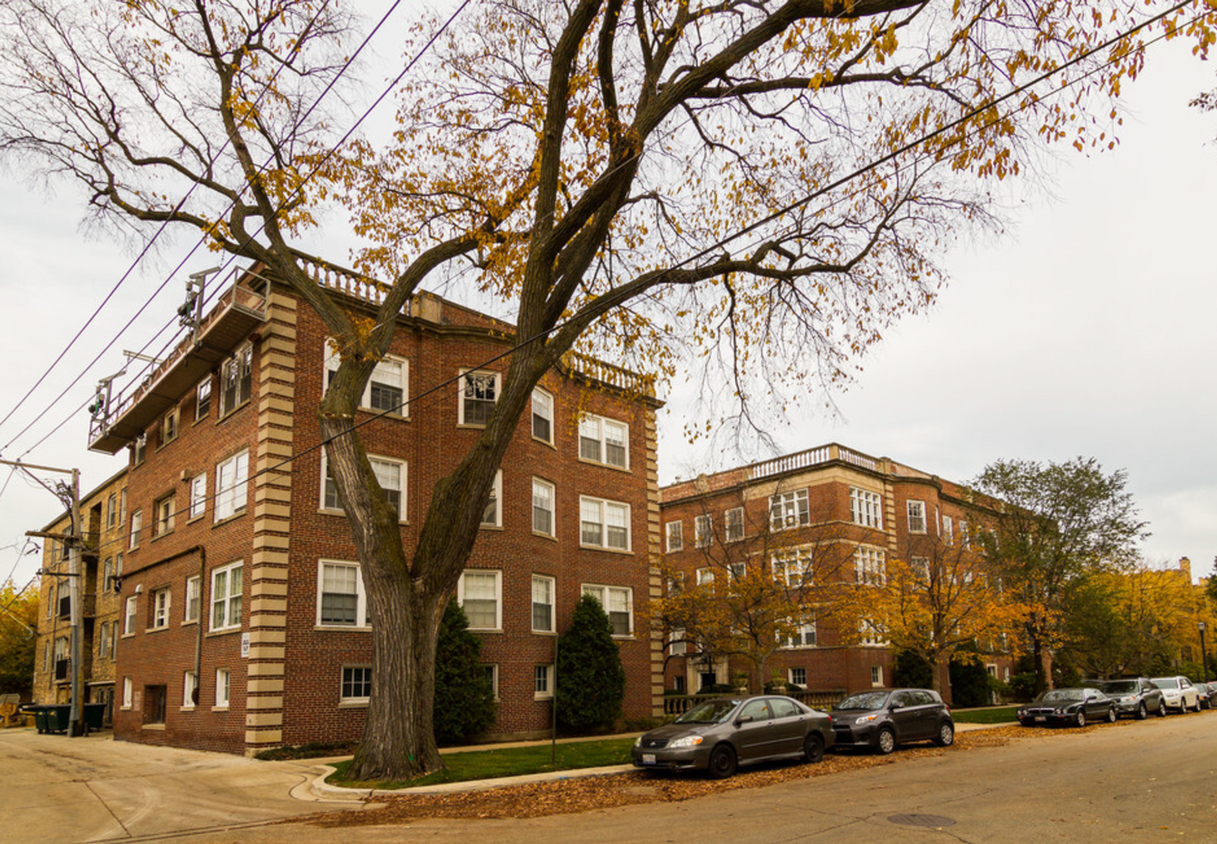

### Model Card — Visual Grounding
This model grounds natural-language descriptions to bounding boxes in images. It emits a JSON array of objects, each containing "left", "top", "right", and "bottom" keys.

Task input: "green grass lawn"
[
  {"left": 951, "top": 706, "right": 1019, "bottom": 724},
  {"left": 330, "top": 736, "right": 638, "bottom": 790}
]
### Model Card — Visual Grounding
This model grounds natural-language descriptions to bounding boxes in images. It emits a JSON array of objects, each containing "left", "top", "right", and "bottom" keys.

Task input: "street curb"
[{"left": 307, "top": 762, "right": 637, "bottom": 798}]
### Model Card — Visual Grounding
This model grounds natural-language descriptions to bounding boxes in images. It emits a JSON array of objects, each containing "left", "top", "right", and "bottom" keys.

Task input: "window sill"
[
  {"left": 468, "top": 627, "right": 503, "bottom": 635},
  {"left": 314, "top": 624, "right": 372, "bottom": 633},
  {"left": 141, "top": 723, "right": 166, "bottom": 731},
  {"left": 187, "top": 514, "right": 205, "bottom": 525},
  {"left": 181, "top": 619, "right": 198, "bottom": 627},
  {"left": 531, "top": 630, "right": 557, "bottom": 637},
  {"left": 455, "top": 422, "right": 488, "bottom": 430},
  {"left": 205, "top": 627, "right": 242, "bottom": 638},
  {"left": 216, "top": 398, "right": 251, "bottom": 424},
  {"left": 578, "top": 544, "right": 634, "bottom": 556},
  {"left": 211, "top": 510, "right": 247, "bottom": 529},
  {"left": 532, "top": 530, "right": 558, "bottom": 542},
  {"left": 357, "top": 406, "right": 408, "bottom": 420},
  {"left": 145, "top": 626, "right": 169, "bottom": 634},
  {"left": 121, "top": 633, "right": 135, "bottom": 639},
  {"left": 338, "top": 699, "right": 369, "bottom": 709},
  {"left": 120, "top": 706, "right": 132, "bottom": 711},
  {"left": 317, "top": 507, "right": 408, "bottom": 526},
  {"left": 212, "top": 705, "right": 230, "bottom": 712},
  {"left": 180, "top": 705, "right": 195, "bottom": 712},
  {"left": 531, "top": 435, "right": 556, "bottom": 450},
  {"left": 479, "top": 524, "right": 504, "bottom": 532},
  {"left": 192, "top": 415, "right": 210, "bottom": 427},
  {"left": 150, "top": 530, "right": 174, "bottom": 543},
  {"left": 577, "top": 456, "right": 631, "bottom": 473}
]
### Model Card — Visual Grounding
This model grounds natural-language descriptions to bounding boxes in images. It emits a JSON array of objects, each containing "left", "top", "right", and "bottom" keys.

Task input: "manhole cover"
[{"left": 888, "top": 814, "right": 957, "bottom": 828}]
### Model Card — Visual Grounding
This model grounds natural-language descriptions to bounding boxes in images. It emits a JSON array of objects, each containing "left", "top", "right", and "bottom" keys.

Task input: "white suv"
[{"left": 1150, "top": 676, "right": 1202, "bottom": 713}]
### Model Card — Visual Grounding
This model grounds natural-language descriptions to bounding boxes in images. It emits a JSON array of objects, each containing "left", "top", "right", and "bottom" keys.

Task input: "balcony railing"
[
  {"left": 746, "top": 443, "right": 878, "bottom": 481},
  {"left": 562, "top": 351, "right": 655, "bottom": 396}
]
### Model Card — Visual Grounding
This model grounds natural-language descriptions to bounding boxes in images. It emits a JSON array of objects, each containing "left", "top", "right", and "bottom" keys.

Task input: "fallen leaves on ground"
[{"left": 309, "top": 728, "right": 1015, "bottom": 826}]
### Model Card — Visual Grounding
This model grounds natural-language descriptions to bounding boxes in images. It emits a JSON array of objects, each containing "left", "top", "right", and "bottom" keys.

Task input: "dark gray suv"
[
  {"left": 830, "top": 688, "right": 954, "bottom": 754},
  {"left": 1090, "top": 678, "right": 1166, "bottom": 719}
]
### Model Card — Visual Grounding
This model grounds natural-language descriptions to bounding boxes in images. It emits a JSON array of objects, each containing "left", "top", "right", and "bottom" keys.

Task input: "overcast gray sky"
[{"left": 1, "top": 16, "right": 1214, "bottom": 592}]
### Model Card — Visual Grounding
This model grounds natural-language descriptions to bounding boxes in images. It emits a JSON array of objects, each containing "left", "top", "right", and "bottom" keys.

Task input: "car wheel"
[
  {"left": 1107, "top": 706, "right": 1117, "bottom": 723},
  {"left": 876, "top": 727, "right": 896, "bottom": 755},
  {"left": 1074, "top": 710, "right": 1086, "bottom": 728},
  {"left": 933, "top": 721, "right": 954, "bottom": 747},
  {"left": 708, "top": 744, "right": 737, "bottom": 779},
  {"left": 1136, "top": 702, "right": 1147, "bottom": 720},
  {"left": 803, "top": 733, "right": 825, "bottom": 764},
  {"left": 1158, "top": 701, "right": 1167, "bottom": 717},
  {"left": 1194, "top": 697, "right": 1203, "bottom": 713}
]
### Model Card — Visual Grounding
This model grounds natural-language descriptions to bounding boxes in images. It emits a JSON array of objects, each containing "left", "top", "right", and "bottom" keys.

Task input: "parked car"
[
  {"left": 1200, "top": 681, "right": 1217, "bottom": 709},
  {"left": 1149, "top": 676, "right": 1202, "bottom": 713},
  {"left": 1091, "top": 678, "right": 1166, "bottom": 720},
  {"left": 632, "top": 695, "right": 834, "bottom": 778},
  {"left": 829, "top": 688, "right": 954, "bottom": 754},
  {"left": 1017, "top": 688, "right": 1117, "bottom": 727}
]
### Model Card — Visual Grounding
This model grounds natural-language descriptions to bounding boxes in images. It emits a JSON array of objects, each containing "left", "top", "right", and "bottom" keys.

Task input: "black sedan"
[
  {"left": 632, "top": 695, "right": 833, "bottom": 778},
  {"left": 1018, "top": 688, "right": 1117, "bottom": 727}
]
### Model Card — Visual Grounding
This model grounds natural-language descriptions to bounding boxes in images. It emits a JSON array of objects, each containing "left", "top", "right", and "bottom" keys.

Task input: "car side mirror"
[
  {"left": 889, "top": 703, "right": 902, "bottom": 711},
  {"left": 735, "top": 715, "right": 753, "bottom": 725}
]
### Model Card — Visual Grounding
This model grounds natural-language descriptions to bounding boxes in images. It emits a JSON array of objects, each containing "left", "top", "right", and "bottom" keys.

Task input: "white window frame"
[
  {"left": 579, "top": 496, "right": 631, "bottom": 551},
  {"left": 324, "top": 342, "right": 410, "bottom": 417},
  {"left": 210, "top": 561, "right": 243, "bottom": 632},
  {"left": 871, "top": 665, "right": 884, "bottom": 687},
  {"left": 789, "top": 666, "right": 807, "bottom": 687},
  {"left": 770, "top": 489, "right": 810, "bottom": 531},
  {"left": 98, "top": 621, "right": 111, "bottom": 658},
  {"left": 129, "top": 509, "right": 142, "bottom": 550},
  {"left": 941, "top": 515, "right": 954, "bottom": 545},
  {"left": 724, "top": 507, "right": 745, "bottom": 542},
  {"left": 219, "top": 342, "right": 253, "bottom": 416},
  {"left": 150, "top": 586, "right": 171, "bottom": 630},
  {"left": 850, "top": 487, "right": 883, "bottom": 529},
  {"left": 215, "top": 668, "right": 230, "bottom": 708},
  {"left": 106, "top": 493, "right": 117, "bottom": 528},
  {"left": 122, "top": 676, "right": 133, "bottom": 709},
  {"left": 532, "top": 477, "right": 555, "bottom": 537},
  {"left": 124, "top": 595, "right": 137, "bottom": 635},
  {"left": 321, "top": 452, "right": 406, "bottom": 521},
  {"left": 316, "top": 560, "right": 370, "bottom": 628},
  {"left": 783, "top": 618, "right": 818, "bottom": 649},
  {"left": 183, "top": 671, "right": 198, "bottom": 709},
  {"left": 860, "top": 620, "right": 889, "bottom": 647},
  {"left": 854, "top": 546, "right": 886, "bottom": 585},
  {"left": 665, "top": 520, "right": 683, "bottom": 553},
  {"left": 534, "top": 664, "right": 554, "bottom": 700},
  {"left": 458, "top": 369, "right": 500, "bottom": 427},
  {"left": 340, "top": 665, "right": 373, "bottom": 704},
  {"left": 696, "top": 568, "right": 715, "bottom": 588},
  {"left": 669, "top": 627, "right": 687, "bottom": 655},
  {"left": 484, "top": 664, "right": 499, "bottom": 700},
  {"left": 581, "top": 584, "right": 634, "bottom": 637},
  {"left": 214, "top": 450, "right": 249, "bottom": 522},
  {"left": 195, "top": 376, "right": 212, "bottom": 422},
  {"left": 773, "top": 546, "right": 814, "bottom": 588},
  {"left": 531, "top": 387, "right": 554, "bottom": 444},
  {"left": 481, "top": 469, "right": 503, "bottom": 528},
  {"left": 189, "top": 473, "right": 207, "bottom": 520},
  {"left": 457, "top": 570, "right": 502, "bottom": 631},
  {"left": 578, "top": 414, "right": 630, "bottom": 469},
  {"left": 154, "top": 494, "right": 175, "bottom": 538},
  {"left": 907, "top": 500, "right": 927, "bottom": 534},
  {"left": 161, "top": 407, "right": 179, "bottom": 444},
  {"left": 184, "top": 575, "right": 200, "bottom": 623},
  {"left": 694, "top": 514, "right": 712, "bottom": 548},
  {"left": 531, "top": 574, "right": 555, "bottom": 634}
]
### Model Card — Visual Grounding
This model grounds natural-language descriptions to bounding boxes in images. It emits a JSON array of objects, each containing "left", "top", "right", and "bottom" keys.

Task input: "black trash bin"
[{"left": 82, "top": 703, "right": 106, "bottom": 733}]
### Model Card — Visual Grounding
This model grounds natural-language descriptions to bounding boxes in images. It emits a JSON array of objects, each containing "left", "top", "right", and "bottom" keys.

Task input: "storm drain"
[{"left": 888, "top": 814, "right": 957, "bottom": 828}]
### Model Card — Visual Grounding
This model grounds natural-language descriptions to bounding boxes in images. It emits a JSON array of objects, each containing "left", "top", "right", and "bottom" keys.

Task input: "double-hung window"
[
  {"left": 161, "top": 408, "right": 179, "bottom": 445},
  {"left": 129, "top": 510, "right": 142, "bottom": 550},
  {"left": 215, "top": 668, "right": 231, "bottom": 708},
  {"left": 770, "top": 489, "right": 810, "bottom": 530},
  {"left": 531, "top": 388, "right": 553, "bottom": 443},
  {"left": 481, "top": 470, "right": 502, "bottom": 528},
  {"left": 321, "top": 454, "right": 405, "bottom": 519},
  {"left": 341, "top": 666, "right": 372, "bottom": 703},
  {"left": 578, "top": 414, "right": 629, "bottom": 468},
  {"left": 581, "top": 584, "right": 633, "bottom": 636},
  {"left": 665, "top": 520, "right": 683, "bottom": 552},
  {"left": 724, "top": 507, "right": 745, "bottom": 542},
  {"left": 183, "top": 671, "right": 198, "bottom": 708},
  {"left": 784, "top": 619, "right": 817, "bottom": 648},
  {"left": 850, "top": 487, "right": 883, "bottom": 529},
  {"left": 458, "top": 570, "right": 501, "bottom": 630},
  {"left": 907, "top": 500, "right": 927, "bottom": 533},
  {"left": 317, "top": 561, "right": 368, "bottom": 627},
  {"left": 153, "top": 494, "right": 175, "bottom": 537},
  {"left": 150, "top": 587, "right": 171, "bottom": 630},
  {"left": 210, "top": 561, "right": 243, "bottom": 631},
  {"left": 184, "top": 575, "right": 201, "bottom": 623},
  {"left": 219, "top": 343, "right": 253, "bottom": 416},
  {"left": 124, "top": 595, "right": 137, "bottom": 635},
  {"left": 189, "top": 473, "right": 207, "bottom": 519},
  {"left": 214, "top": 450, "right": 249, "bottom": 522},
  {"left": 854, "top": 546, "right": 886, "bottom": 585},
  {"left": 195, "top": 377, "right": 212, "bottom": 421},
  {"left": 941, "top": 515, "right": 954, "bottom": 544},
  {"left": 694, "top": 514, "right": 712, "bottom": 548},
  {"left": 324, "top": 344, "right": 409, "bottom": 415},
  {"left": 105, "top": 494, "right": 117, "bottom": 528},
  {"left": 579, "top": 496, "right": 630, "bottom": 551},
  {"left": 459, "top": 369, "right": 499, "bottom": 426},
  {"left": 534, "top": 664, "right": 554, "bottom": 699},
  {"left": 532, "top": 478, "right": 555, "bottom": 536},
  {"left": 531, "top": 575, "right": 555, "bottom": 633},
  {"left": 773, "top": 546, "right": 814, "bottom": 588}
]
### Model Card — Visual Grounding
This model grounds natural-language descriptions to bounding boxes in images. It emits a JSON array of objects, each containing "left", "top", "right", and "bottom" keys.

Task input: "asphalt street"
[{"left": 4, "top": 713, "right": 1215, "bottom": 844}]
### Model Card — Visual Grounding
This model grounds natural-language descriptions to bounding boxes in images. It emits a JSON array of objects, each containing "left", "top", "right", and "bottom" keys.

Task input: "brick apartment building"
[
  {"left": 58, "top": 258, "right": 662, "bottom": 755},
  {"left": 32, "top": 468, "right": 128, "bottom": 726},
  {"left": 658, "top": 444, "right": 1010, "bottom": 703}
]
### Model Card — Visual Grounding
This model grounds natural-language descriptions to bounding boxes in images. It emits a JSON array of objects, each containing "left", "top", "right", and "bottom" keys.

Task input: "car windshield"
[
  {"left": 1038, "top": 689, "right": 1083, "bottom": 702},
  {"left": 836, "top": 692, "right": 890, "bottom": 711},
  {"left": 674, "top": 699, "right": 740, "bottom": 724},
  {"left": 1152, "top": 678, "right": 1179, "bottom": 690},
  {"left": 1100, "top": 681, "right": 1137, "bottom": 694}
]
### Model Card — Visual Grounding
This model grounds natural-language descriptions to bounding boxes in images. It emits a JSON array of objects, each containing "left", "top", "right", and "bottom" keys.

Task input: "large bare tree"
[{"left": 0, "top": 0, "right": 1199, "bottom": 778}]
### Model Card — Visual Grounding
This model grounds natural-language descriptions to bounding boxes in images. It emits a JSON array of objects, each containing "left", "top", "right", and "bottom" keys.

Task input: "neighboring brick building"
[
  {"left": 31, "top": 468, "right": 128, "bottom": 726},
  {"left": 78, "top": 258, "right": 663, "bottom": 755},
  {"left": 658, "top": 444, "right": 1009, "bottom": 704}
]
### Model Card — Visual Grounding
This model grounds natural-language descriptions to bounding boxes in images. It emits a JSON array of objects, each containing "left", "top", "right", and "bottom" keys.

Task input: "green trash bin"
[
  {"left": 27, "top": 705, "right": 49, "bottom": 734},
  {"left": 82, "top": 703, "right": 106, "bottom": 733},
  {"left": 45, "top": 704, "right": 71, "bottom": 734}
]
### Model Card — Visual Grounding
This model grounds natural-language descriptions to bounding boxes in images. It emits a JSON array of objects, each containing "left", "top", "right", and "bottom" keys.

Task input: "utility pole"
[{"left": 4, "top": 458, "right": 85, "bottom": 737}]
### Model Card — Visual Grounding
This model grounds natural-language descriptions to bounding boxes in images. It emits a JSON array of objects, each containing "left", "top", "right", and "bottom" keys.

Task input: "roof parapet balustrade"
[
  {"left": 561, "top": 351, "right": 656, "bottom": 398},
  {"left": 87, "top": 269, "right": 269, "bottom": 454},
  {"left": 745, "top": 443, "right": 879, "bottom": 482}
]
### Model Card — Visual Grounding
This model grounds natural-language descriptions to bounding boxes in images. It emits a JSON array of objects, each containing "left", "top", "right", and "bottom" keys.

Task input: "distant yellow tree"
[
  {"left": 0, "top": 580, "right": 39, "bottom": 698},
  {"left": 829, "top": 534, "right": 1023, "bottom": 693}
]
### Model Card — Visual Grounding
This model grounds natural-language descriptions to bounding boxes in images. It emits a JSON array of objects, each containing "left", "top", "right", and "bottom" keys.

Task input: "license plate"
[
  {"left": 642, "top": 753, "right": 656, "bottom": 765},
  {"left": 1035, "top": 716, "right": 1046, "bottom": 723}
]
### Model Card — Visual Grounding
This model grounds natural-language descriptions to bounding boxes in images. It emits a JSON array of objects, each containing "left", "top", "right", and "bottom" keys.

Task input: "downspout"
[{"left": 137, "top": 543, "right": 207, "bottom": 705}]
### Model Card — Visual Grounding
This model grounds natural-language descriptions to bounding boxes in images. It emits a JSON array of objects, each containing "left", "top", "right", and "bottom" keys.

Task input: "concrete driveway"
[{"left": 0, "top": 728, "right": 358, "bottom": 843}]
